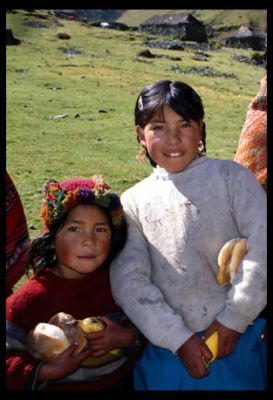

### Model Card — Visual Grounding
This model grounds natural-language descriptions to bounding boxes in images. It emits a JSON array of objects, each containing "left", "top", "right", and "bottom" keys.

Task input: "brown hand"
[
  {"left": 204, "top": 320, "right": 240, "bottom": 358},
  {"left": 178, "top": 334, "right": 213, "bottom": 378}
]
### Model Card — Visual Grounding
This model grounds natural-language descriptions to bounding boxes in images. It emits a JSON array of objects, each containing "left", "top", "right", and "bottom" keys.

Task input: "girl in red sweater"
[{"left": 6, "top": 175, "right": 141, "bottom": 391}]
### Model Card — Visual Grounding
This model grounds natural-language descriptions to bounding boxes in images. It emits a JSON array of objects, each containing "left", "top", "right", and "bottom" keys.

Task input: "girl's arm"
[
  {"left": 6, "top": 306, "right": 41, "bottom": 390},
  {"left": 38, "top": 343, "right": 93, "bottom": 381},
  {"left": 110, "top": 205, "right": 193, "bottom": 354},
  {"left": 203, "top": 319, "right": 240, "bottom": 359},
  {"left": 6, "top": 349, "right": 41, "bottom": 390},
  {"left": 217, "top": 162, "right": 267, "bottom": 333},
  {"left": 178, "top": 334, "right": 212, "bottom": 378}
]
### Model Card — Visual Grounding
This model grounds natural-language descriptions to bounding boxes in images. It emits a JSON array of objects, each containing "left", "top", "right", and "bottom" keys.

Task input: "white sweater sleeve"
[
  {"left": 110, "top": 194, "right": 193, "bottom": 353},
  {"left": 217, "top": 162, "right": 267, "bottom": 332}
]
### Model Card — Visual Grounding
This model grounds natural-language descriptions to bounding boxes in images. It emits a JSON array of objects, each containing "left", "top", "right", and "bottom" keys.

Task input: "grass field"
[{"left": 7, "top": 10, "right": 266, "bottom": 290}]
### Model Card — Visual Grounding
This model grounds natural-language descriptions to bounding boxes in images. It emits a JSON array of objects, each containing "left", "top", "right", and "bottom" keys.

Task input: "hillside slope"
[
  {"left": 7, "top": 9, "right": 265, "bottom": 237},
  {"left": 41, "top": 9, "right": 267, "bottom": 35}
]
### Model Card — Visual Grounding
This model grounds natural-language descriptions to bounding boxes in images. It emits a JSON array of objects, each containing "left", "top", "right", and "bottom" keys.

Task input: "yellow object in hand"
[
  {"left": 205, "top": 331, "right": 218, "bottom": 362},
  {"left": 78, "top": 317, "right": 105, "bottom": 333},
  {"left": 109, "top": 348, "right": 122, "bottom": 356},
  {"left": 78, "top": 316, "right": 121, "bottom": 357}
]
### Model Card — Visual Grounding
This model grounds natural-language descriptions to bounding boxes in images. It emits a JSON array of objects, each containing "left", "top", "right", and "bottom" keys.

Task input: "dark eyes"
[
  {"left": 68, "top": 226, "right": 79, "bottom": 232},
  {"left": 153, "top": 124, "right": 165, "bottom": 130},
  {"left": 151, "top": 122, "right": 191, "bottom": 130},
  {"left": 95, "top": 227, "right": 109, "bottom": 233},
  {"left": 67, "top": 226, "right": 110, "bottom": 233},
  {"left": 181, "top": 122, "right": 191, "bottom": 128}
]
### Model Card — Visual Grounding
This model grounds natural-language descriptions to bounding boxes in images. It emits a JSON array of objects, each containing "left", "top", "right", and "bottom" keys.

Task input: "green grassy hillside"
[{"left": 7, "top": 9, "right": 265, "bottom": 240}]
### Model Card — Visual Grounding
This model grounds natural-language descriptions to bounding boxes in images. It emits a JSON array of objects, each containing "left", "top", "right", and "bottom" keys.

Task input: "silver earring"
[{"left": 51, "top": 252, "right": 57, "bottom": 264}]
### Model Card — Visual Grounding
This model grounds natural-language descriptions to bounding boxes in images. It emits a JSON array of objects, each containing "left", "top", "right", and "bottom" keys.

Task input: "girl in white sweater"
[{"left": 110, "top": 80, "right": 267, "bottom": 390}]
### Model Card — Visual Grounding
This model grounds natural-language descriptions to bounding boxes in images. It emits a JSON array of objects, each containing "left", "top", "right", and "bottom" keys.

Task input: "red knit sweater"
[{"left": 6, "top": 267, "right": 134, "bottom": 391}]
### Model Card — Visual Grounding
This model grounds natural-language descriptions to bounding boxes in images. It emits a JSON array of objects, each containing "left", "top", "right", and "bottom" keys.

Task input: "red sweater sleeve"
[
  {"left": 6, "top": 350, "right": 39, "bottom": 390},
  {"left": 6, "top": 280, "right": 47, "bottom": 390}
]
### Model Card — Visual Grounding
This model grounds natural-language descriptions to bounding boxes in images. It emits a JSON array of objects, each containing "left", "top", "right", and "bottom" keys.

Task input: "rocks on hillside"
[
  {"left": 6, "top": 28, "right": 21, "bottom": 45},
  {"left": 53, "top": 9, "right": 125, "bottom": 22},
  {"left": 57, "top": 32, "right": 71, "bottom": 40},
  {"left": 136, "top": 49, "right": 182, "bottom": 61}
]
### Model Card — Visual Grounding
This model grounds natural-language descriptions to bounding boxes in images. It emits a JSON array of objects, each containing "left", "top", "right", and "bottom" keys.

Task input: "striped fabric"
[
  {"left": 234, "top": 76, "right": 267, "bottom": 191},
  {"left": 6, "top": 172, "right": 29, "bottom": 294}
]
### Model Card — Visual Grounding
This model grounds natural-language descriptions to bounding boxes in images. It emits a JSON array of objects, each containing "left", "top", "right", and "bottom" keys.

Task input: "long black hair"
[{"left": 135, "top": 80, "right": 206, "bottom": 166}]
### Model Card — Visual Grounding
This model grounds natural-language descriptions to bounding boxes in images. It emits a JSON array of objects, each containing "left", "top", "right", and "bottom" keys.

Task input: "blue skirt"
[{"left": 134, "top": 319, "right": 267, "bottom": 390}]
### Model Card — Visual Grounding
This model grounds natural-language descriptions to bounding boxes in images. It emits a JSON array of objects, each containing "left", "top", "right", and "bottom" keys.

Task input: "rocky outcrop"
[{"left": 6, "top": 28, "right": 21, "bottom": 45}]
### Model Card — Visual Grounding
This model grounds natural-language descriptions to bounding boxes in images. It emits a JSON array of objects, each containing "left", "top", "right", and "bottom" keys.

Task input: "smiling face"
[
  {"left": 53, "top": 204, "right": 112, "bottom": 279},
  {"left": 136, "top": 104, "right": 203, "bottom": 173}
]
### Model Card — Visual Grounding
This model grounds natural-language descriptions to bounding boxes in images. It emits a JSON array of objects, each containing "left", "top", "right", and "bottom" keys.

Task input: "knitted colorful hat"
[{"left": 41, "top": 175, "right": 125, "bottom": 231}]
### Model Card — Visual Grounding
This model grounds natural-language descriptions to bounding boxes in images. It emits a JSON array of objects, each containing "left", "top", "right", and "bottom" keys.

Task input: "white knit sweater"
[{"left": 110, "top": 157, "right": 267, "bottom": 353}]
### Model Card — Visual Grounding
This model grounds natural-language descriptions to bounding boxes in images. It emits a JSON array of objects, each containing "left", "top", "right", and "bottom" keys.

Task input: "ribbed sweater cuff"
[
  {"left": 217, "top": 308, "right": 252, "bottom": 333},
  {"left": 162, "top": 327, "right": 194, "bottom": 354}
]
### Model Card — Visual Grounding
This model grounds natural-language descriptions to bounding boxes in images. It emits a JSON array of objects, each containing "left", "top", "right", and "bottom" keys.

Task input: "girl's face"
[
  {"left": 53, "top": 204, "right": 112, "bottom": 279},
  {"left": 136, "top": 104, "right": 203, "bottom": 173}
]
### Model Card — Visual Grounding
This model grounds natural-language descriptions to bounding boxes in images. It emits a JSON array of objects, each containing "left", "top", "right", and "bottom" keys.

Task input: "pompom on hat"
[{"left": 41, "top": 175, "right": 125, "bottom": 231}]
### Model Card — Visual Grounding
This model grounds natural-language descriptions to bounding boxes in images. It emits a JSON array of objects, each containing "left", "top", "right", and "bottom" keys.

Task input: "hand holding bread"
[
  {"left": 26, "top": 313, "right": 109, "bottom": 362},
  {"left": 217, "top": 238, "right": 248, "bottom": 286},
  {"left": 26, "top": 322, "right": 71, "bottom": 362}
]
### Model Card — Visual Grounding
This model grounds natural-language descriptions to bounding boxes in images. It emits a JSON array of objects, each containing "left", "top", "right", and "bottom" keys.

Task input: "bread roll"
[
  {"left": 26, "top": 312, "right": 87, "bottom": 362},
  {"left": 229, "top": 238, "right": 248, "bottom": 280},
  {"left": 26, "top": 322, "right": 70, "bottom": 362},
  {"left": 48, "top": 312, "right": 87, "bottom": 355},
  {"left": 217, "top": 238, "right": 248, "bottom": 286}
]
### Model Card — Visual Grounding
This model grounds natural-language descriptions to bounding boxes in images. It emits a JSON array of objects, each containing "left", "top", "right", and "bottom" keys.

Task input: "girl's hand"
[
  {"left": 85, "top": 316, "right": 135, "bottom": 357},
  {"left": 39, "top": 342, "right": 93, "bottom": 381},
  {"left": 178, "top": 334, "right": 212, "bottom": 378},
  {"left": 203, "top": 320, "right": 240, "bottom": 358}
]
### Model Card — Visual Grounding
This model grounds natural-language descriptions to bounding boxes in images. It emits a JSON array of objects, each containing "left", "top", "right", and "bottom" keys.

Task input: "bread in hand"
[
  {"left": 26, "top": 312, "right": 87, "bottom": 362},
  {"left": 26, "top": 322, "right": 70, "bottom": 362},
  {"left": 217, "top": 238, "right": 248, "bottom": 286},
  {"left": 48, "top": 312, "right": 87, "bottom": 355}
]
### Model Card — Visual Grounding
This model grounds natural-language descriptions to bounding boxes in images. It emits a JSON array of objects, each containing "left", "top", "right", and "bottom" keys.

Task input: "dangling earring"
[
  {"left": 197, "top": 141, "right": 204, "bottom": 156},
  {"left": 50, "top": 251, "right": 57, "bottom": 266},
  {"left": 136, "top": 146, "right": 146, "bottom": 162}
]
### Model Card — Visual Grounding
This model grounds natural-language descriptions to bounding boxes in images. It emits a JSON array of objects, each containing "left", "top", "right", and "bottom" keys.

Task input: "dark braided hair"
[{"left": 135, "top": 80, "right": 206, "bottom": 167}]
